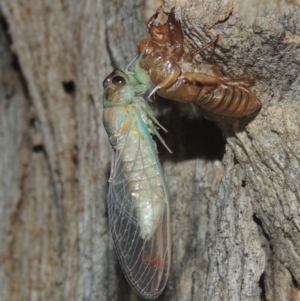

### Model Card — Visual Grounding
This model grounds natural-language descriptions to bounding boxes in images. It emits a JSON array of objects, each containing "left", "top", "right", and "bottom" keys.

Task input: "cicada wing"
[{"left": 107, "top": 134, "right": 171, "bottom": 299}]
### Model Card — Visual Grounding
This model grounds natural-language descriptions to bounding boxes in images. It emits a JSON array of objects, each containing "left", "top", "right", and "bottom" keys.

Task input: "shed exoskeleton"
[{"left": 137, "top": 7, "right": 261, "bottom": 117}]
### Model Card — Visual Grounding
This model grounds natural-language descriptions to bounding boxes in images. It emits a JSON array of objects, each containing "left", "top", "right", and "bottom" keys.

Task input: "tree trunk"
[{"left": 0, "top": 0, "right": 299, "bottom": 300}]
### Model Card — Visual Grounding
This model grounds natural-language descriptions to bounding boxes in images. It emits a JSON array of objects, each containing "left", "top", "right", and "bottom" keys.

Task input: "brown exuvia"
[{"left": 137, "top": 7, "right": 261, "bottom": 117}]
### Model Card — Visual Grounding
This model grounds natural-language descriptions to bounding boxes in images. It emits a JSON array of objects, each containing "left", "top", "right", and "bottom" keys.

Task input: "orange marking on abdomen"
[{"left": 120, "top": 118, "right": 130, "bottom": 135}]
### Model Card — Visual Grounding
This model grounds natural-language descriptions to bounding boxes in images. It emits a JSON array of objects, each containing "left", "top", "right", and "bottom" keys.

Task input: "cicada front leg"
[
  {"left": 186, "top": 35, "right": 219, "bottom": 62},
  {"left": 144, "top": 52, "right": 182, "bottom": 98},
  {"left": 147, "top": 5, "right": 165, "bottom": 30},
  {"left": 181, "top": 71, "right": 224, "bottom": 86}
]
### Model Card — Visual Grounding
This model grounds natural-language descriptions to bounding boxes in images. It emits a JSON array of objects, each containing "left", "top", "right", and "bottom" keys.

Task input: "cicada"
[
  {"left": 137, "top": 7, "right": 262, "bottom": 117},
  {"left": 102, "top": 62, "right": 171, "bottom": 299}
]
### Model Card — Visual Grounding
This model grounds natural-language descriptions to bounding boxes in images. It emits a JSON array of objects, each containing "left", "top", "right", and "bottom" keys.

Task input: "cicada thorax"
[{"left": 137, "top": 7, "right": 262, "bottom": 117}]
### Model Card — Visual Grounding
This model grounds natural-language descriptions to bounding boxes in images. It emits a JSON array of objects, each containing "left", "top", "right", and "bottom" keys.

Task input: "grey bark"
[{"left": 0, "top": 0, "right": 299, "bottom": 301}]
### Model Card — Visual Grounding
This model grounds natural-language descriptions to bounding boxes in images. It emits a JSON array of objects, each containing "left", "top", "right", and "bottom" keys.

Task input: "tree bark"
[{"left": 0, "top": 0, "right": 299, "bottom": 301}]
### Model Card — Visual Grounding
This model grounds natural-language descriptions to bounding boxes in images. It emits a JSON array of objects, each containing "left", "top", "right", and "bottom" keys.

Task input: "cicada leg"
[
  {"left": 181, "top": 71, "right": 224, "bottom": 85},
  {"left": 223, "top": 76, "right": 256, "bottom": 87},
  {"left": 148, "top": 58, "right": 181, "bottom": 99},
  {"left": 186, "top": 35, "right": 219, "bottom": 62},
  {"left": 147, "top": 10, "right": 160, "bottom": 30},
  {"left": 148, "top": 70, "right": 179, "bottom": 99},
  {"left": 125, "top": 54, "right": 139, "bottom": 74},
  {"left": 148, "top": 121, "right": 172, "bottom": 154},
  {"left": 140, "top": 101, "right": 172, "bottom": 153}
]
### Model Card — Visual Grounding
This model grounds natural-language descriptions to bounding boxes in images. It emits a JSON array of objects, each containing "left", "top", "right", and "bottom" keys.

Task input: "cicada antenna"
[
  {"left": 104, "top": 66, "right": 112, "bottom": 73},
  {"left": 126, "top": 39, "right": 151, "bottom": 74},
  {"left": 125, "top": 54, "right": 139, "bottom": 73}
]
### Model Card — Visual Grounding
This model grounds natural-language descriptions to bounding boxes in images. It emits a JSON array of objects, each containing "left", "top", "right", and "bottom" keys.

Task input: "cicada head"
[
  {"left": 103, "top": 70, "right": 134, "bottom": 107},
  {"left": 167, "top": 8, "right": 184, "bottom": 46},
  {"left": 147, "top": 9, "right": 170, "bottom": 45},
  {"left": 147, "top": 7, "right": 183, "bottom": 46}
]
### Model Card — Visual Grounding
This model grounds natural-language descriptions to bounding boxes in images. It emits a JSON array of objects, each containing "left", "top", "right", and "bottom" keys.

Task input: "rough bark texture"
[{"left": 0, "top": 0, "right": 299, "bottom": 301}]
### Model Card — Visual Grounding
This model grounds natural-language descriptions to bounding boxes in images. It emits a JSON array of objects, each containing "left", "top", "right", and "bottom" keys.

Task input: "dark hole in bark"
[
  {"left": 29, "top": 118, "right": 36, "bottom": 127},
  {"left": 62, "top": 80, "right": 76, "bottom": 94},
  {"left": 72, "top": 154, "right": 78, "bottom": 166},
  {"left": 72, "top": 144, "right": 78, "bottom": 166},
  {"left": 32, "top": 144, "right": 45, "bottom": 153}
]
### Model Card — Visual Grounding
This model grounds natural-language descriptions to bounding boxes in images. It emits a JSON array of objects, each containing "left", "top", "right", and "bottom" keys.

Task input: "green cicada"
[{"left": 102, "top": 60, "right": 171, "bottom": 299}]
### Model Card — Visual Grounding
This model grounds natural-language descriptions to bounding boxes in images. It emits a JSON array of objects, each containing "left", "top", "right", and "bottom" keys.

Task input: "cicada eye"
[
  {"left": 112, "top": 75, "right": 126, "bottom": 87},
  {"left": 102, "top": 76, "right": 111, "bottom": 87}
]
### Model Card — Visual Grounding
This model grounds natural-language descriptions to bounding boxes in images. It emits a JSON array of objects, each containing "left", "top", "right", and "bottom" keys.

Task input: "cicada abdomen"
[
  {"left": 102, "top": 67, "right": 171, "bottom": 299},
  {"left": 194, "top": 82, "right": 259, "bottom": 117},
  {"left": 155, "top": 63, "right": 260, "bottom": 117},
  {"left": 137, "top": 7, "right": 262, "bottom": 118}
]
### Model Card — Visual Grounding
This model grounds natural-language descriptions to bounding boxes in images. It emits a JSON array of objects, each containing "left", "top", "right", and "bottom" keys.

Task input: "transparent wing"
[{"left": 107, "top": 118, "right": 171, "bottom": 299}]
